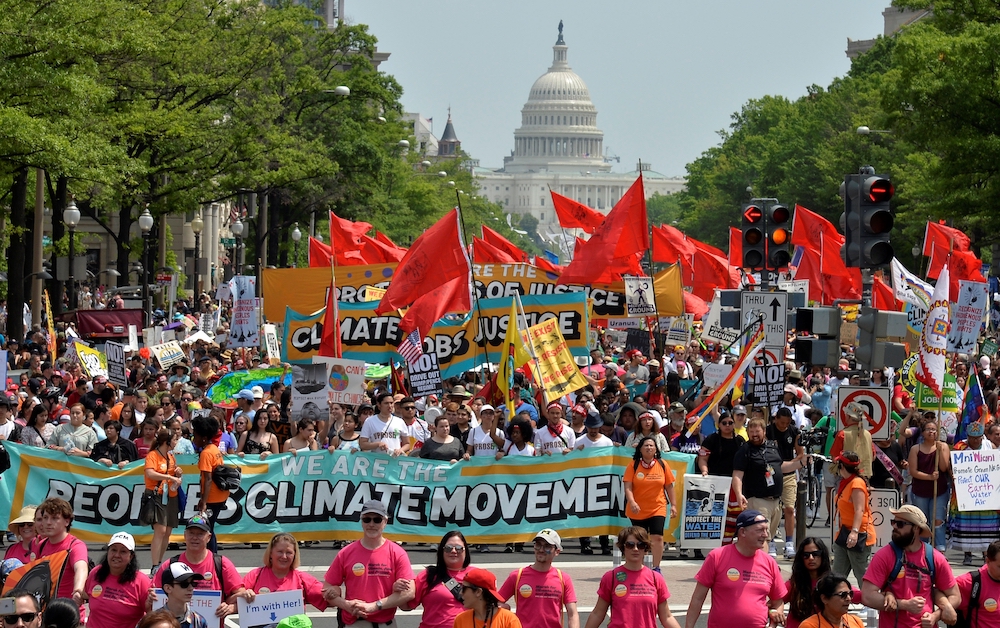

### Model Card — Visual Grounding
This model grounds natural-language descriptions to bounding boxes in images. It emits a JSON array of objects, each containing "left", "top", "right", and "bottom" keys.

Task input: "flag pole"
[
  {"left": 515, "top": 291, "right": 549, "bottom": 406},
  {"left": 454, "top": 191, "right": 490, "bottom": 382}
]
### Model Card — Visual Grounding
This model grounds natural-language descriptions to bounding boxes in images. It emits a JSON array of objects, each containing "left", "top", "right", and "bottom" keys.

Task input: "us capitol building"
[{"left": 473, "top": 22, "right": 685, "bottom": 252}]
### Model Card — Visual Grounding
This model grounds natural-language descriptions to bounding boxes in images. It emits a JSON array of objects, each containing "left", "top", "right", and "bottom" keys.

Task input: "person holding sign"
[
  {"left": 157, "top": 562, "right": 210, "bottom": 628},
  {"left": 241, "top": 533, "right": 327, "bottom": 610},
  {"left": 949, "top": 421, "right": 999, "bottom": 565}
]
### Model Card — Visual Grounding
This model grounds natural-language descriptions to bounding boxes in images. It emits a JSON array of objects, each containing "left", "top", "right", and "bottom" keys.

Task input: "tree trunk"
[
  {"left": 50, "top": 176, "right": 68, "bottom": 314},
  {"left": 8, "top": 168, "right": 29, "bottom": 341},
  {"left": 116, "top": 198, "right": 134, "bottom": 289}
]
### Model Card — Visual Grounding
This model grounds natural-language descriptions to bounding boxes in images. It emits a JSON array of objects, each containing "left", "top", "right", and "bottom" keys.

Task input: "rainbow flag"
[{"left": 956, "top": 364, "right": 989, "bottom": 442}]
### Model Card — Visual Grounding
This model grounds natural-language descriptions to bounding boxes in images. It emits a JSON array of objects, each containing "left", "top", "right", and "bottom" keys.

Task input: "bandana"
[
  {"left": 547, "top": 421, "right": 563, "bottom": 437},
  {"left": 640, "top": 458, "right": 657, "bottom": 469}
]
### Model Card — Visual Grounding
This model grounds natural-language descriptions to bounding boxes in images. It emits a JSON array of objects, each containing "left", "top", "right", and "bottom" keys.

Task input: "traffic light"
[
  {"left": 858, "top": 174, "right": 894, "bottom": 267},
  {"left": 767, "top": 203, "right": 791, "bottom": 269},
  {"left": 793, "top": 307, "right": 841, "bottom": 367},
  {"left": 840, "top": 174, "right": 860, "bottom": 268},
  {"left": 855, "top": 306, "right": 907, "bottom": 370},
  {"left": 742, "top": 203, "right": 765, "bottom": 269}
]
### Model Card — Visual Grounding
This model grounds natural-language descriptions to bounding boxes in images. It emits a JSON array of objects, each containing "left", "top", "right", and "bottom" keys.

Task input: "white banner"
[
  {"left": 681, "top": 474, "right": 732, "bottom": 549},
  {"left": 701, "top": 292, "right": 739, "bottom": 346},
  {"left": 149, "top": 341, "right": 185, "bottom": 369},
  {"left": 702, "top": 363, "right": 732, "bottom": 389},
  {"left": 237, "top": 589, "right": 304, "bottom": 628},
  {"left": 262, "top": 324, "right": 281, "bottom": 366},
  {"left": 624, "top": 275, "right": 656, "bottom": 317},
  {"left": 952, "top": 449, "right": 1000, "bottom": 512},
  {"left": 948, "top": 280, "right": 988, "bottom": 354},
  {"left": 313, "top": 356, "right": 367, "bottom": 407},
  {"left": 229, "top": 276, "right": 259, "bottom": 348}
]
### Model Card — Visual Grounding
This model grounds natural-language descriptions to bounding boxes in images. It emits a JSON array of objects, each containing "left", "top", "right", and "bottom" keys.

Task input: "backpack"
[
  {"left": 880, "top": 541, "right": 935, "bottom": 596},
  {"left": 954, "top": 570, "right": 981, "bottom": 628},
  {"left": 169, "top": 553, "right": 225, "bottom": 595},
  {"left": 0, "top": 442, "right": 9, "bottom": 474}
]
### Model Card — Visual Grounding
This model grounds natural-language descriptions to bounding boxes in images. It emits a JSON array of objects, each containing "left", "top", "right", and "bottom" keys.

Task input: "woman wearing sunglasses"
[
  {"left": 405, "top": 531, "right": 473, "bottom": 628},
  {"left": 784, "top": 537, "right": 858, "bottom": 628},
  {"left": 583, "top": 526, "right": 681, "bottom": 628},
  {"left": 798, "top": 574, "right": 863, "bottom": 628}
]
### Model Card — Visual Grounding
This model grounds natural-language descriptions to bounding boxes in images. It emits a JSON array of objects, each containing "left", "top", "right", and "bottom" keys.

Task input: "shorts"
[
  {"left": 824, "top": 465, "right": 840, "bottom": 489},
  {"left": 145, "top": 490, "right": 180, "bottom": 528},
  {"left": 746, "top": 496, "right": 782, "bottom": 539},
  {"left": 781, "top": 474, "right": 797, "bottom": 508},
  {"left": 629, "top": 515, "right": 666, "bottom": 536}
]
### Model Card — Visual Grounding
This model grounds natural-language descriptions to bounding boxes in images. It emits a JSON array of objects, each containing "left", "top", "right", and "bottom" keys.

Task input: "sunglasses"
[
  {"left": 720, "top": 421, "right": 735, "bottom": 426},
  {"left": 624, "top": 541, "right": 649, "bottom": 551},
  {"left": 171, "top": 581, "right": 196, "bottom": 589},
  {"left": 831, "top": 590, "right": 852, "bottom": 600},
  {"left": 2, "top": 614, "right": 38, "bottom": 625},
  {"left": 402, "top": 406, "right": 416, "bottom": 411},
  {"left": 891, "top": 520, "right": 913, "bottom": 529},
  {"left": 444, "top": 545, "right": 466, "bottom": 553},
  {"left": 362, "top": 515, "right": 384, "bottom": 524},
  {"left": 801, "top": 550, "right": 824, "bottom": 558}
]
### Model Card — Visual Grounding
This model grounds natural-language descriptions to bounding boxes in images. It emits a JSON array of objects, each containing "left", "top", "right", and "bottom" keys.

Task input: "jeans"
[
  {"left": 832, "top": 540, "right": 871, "bottom": 588},
  {"left": 910, "top": 490, "right": 950, "bottom": 550}
]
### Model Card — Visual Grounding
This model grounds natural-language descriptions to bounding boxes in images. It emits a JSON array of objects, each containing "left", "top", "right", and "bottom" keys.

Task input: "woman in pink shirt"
[
  {"left": 83, "top": 532, "right": 152, "bottom": 628},
  {"left": 241, "top": 533, "right": 327, "bottom": 610},
  {"left": 406, "top": 531, "right": 474, "bottom": 628},
  {"left": 4, "top": 506, "right": 36, "bottom": 564}
]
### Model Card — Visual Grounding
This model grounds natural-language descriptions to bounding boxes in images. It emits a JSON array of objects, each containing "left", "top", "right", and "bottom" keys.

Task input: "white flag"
[
  {"left": 890, "top": 258, "right": 932, "bottom": 309},
  {"left": 916, "top": 263, "right": 950, "bottom": 397}
]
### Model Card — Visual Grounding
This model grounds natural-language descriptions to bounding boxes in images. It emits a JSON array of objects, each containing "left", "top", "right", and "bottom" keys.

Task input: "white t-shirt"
[
  {"left": 576, "top": 434, "right": 614, "bottom": 449},
  {"left": 360, "top": 414, "right": 409, "bottom": 451},
  {"left": 403, "top": 418, "right": 430, "bottom": 445},
  {"left": 504, "top": 441, "right": 535, "bottom": 456},
  {"left": 467, "top": 426, "right": 506, "bottom": 457},
  {"left": 0, "top": 421, "right": 15, "bottom": 440},
  {"left": 534, "top": 423, "right": 576, "bottom": 454}
]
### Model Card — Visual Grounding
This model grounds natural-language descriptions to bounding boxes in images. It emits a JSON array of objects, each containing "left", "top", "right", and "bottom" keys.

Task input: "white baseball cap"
[{"left": 107, "top": 531, "right": 135, "bottom": 552}]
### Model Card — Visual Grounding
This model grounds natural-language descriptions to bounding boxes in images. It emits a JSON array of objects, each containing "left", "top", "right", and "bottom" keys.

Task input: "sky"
[{"left": 346, "top": 1, "right": 889, "bottom": 178}]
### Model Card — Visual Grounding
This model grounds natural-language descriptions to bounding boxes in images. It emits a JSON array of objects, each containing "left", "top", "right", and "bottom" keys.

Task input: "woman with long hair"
[
  {"left": 83, "top": 532, "right": 151, "bottom": 628},
  {"left": 832, "top": 451, "right": 875, "bottom": 587},
  {"left": 784, "top": 537, "right": 835, "bottom": 628},
  {"left": 238, "top": 408, "right": 278, "bottom": 459},
  {"left": 241, "top": 533, "right": 327, "bottom": 609},
  {"left": 144, "top": 428, "right": 182, "bottom": 570},
  {"left": 583, "top": 526, "right": 681, "bottom": 628},
  {"left": 907, "top": 418, "right": 951, "bottom": 551},
  {"left": 623, "top": 436, "right": 677, "bottom": 570},
  {"left": 623, "top": 411, "right": 670, "bottom": 452},
  {"left": 282, "top": 419, "right": 319, "bottom": 454},
  {"left": 406, "top": 531, "right": 473, "bottom": 628},
  {"left": 454, "top": 568, "right": 521, "bottom": 628},
  {"left": 20, "top": 404, "right": 54, "bottom": 448},
  {"left": 132, "top": 417, "right": 161, "bottom": 459},
  {"left": 118, "top": 402, "right": 138, "bottom": 440},
  {"left": 798, "top": 574, "right": 864, "bottom": 628}
]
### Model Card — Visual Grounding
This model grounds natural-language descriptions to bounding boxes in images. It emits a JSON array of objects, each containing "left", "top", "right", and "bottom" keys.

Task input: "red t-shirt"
[
  {"left": 85, "top": 567, "right": 152, "bottom": 628},
  {"left": 497, "top": 565, "right": 577, "bottom": 628},
  {"left": 956, "top": 566, "right": 1000, "bottom": 628},
  {"left": 242, "top": 567, "right": 327, "bottom": 611},
  {"left": 30, "top": 534, "right": 90, "bottom": 611},
  {"left": 595, "top": 566, "right": 668, "bottom": 628},
  {"left": 694, "top": 543, "right": 787, "bottom": 628},
  {"left": 863, "top": 543, "right": 955, "bottom": 628},
  {"left": 410, "top": 566, "right": 471, "bottom": 628},
  {"left": 324, "top": 540, "right": 414, "bottom": 625},
  {"left": 152, "top": 551, "right": 242, "bottom": 628}
]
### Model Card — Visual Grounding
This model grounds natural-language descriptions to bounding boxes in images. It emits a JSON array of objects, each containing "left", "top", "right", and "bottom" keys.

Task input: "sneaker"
[
  {"left": 477, "top": 544, "right": 490, "bottom": 553},
  {"left": 784, "top": 542, "right": 795, "bottom": 559},
  {"left": 504, "top": 544, "right": 514, "bottom": 553},
  {"left": 768, "top": 547, "right": 778, "bottom": 560},
  {"left": 602, "top": 547, "right": 613, "bottom": 556},
  {"left": 963, "top": 553, "right": 974, "bottom": 566},
  {"left": 581, "top": 547, "right": 594, "bottom": 555},
  {"left": 679, "top": 549, "right": 690, "bottom": 558}
]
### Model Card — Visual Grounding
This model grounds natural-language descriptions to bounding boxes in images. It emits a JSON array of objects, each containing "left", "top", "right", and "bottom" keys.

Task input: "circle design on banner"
[
  {"left": 518, "top": 584, "right": 532, "bottom": 598},
  {"left": 330, "top": 364, "right": 349, "bottom": 392},
  {"left": 838, "top": 387, "right": 890, "bottom": 440},
  {"left": 614, "top": 584, "right": 628, "bottom": 597},
  {"left": 726, "top": 568, "right": 740, "bottom": 582},
  {"left": 985, "top": 598, "right": 997, "bottom": 612},
  {"left": 352, "top": 563, "right": 366, "bottom": 577}
]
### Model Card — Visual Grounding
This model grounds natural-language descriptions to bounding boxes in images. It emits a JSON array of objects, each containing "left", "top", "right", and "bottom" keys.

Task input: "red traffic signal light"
[
  {"left": 743, "top": 205, "right": 762, "bottom": 223},
  {"left": 864, "top": 177, "right": 894, "bottom": 203}
]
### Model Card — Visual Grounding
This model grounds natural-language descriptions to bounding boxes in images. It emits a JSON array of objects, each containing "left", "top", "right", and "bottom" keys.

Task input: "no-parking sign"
[{"left": 837, "top": 386, "right": 891, "bottom": 440}]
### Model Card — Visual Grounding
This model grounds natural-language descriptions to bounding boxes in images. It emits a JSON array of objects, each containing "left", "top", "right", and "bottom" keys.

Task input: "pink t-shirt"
[
  {"left": 864, "top": 544, "right": 956, "bottom": 628},
  {"left": 30, "top": 534, "right": 90, "bottom": 614},
  {"left": 411, "top": 566, "right": 471, "bottom": 628},
  {"left": 497, "top": 565, "right": 577, "bottom": 628},
  {"left": 324, "top": 540, "right": 414, "bottom": 625},
  {"left": 694, "top": 544, "right": 787, "bottom": 628},
  {"left": 956, "top": 566, "right": 1000, "bottom": 628},
  {"left": 4, "top": 543, "right": 31, "bottom": 565},
  {"left": 242, "top": 567, "right": 327, "bottom": 611},
  {"left": 152, "top": 552, "right": 243, "bottom": 628},
  {"left": 85, "top": 567, "right": 152, "bottom": 628},
  {"left": 595, "top": 566, "right": 668, "bottom": 628}
]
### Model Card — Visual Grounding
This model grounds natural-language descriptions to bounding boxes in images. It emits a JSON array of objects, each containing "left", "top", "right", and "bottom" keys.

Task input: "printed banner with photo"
[
  {"left": 228, "top": 275, "right": 259, "bottom": 348},
  {"left": 0, "top": 443, "right": 695, "bottom": 544},
  {"left": 681, "top": 474, "right": 733, "bottom": 549},
  {"left": 313, "top": 357, "right": 367, "bottom": 407},
  {"left": 948, "top": 280, "right": 988, "bottom": 354},
  {"left": 290, "top": 363, "right": 329, "bottom": 424}
]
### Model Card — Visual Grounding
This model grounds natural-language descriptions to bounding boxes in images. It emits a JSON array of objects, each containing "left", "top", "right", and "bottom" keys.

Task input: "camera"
[{"left": 798, "top": 428, "right": 827, "bottom": 448}]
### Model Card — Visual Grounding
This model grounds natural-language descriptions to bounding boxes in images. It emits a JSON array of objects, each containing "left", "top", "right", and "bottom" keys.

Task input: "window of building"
[{"left": 540, "top": 197, "right": 545, "bottom": 206}]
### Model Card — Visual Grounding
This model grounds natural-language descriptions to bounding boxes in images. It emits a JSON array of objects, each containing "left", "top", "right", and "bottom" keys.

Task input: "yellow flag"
[
  {"left": 653, "top": 264, "right": 684, "bottom": 317},
  {"left": 523, "top": 318, "right": 588, "bottom": 400},
  {"left": 497, "top": 300, "right": 531, "bottom": 418}
]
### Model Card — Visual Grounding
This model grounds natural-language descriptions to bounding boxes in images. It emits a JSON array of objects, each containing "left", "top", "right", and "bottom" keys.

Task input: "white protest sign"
[
  {"left": 952, "top": 448, "right": 1000, "bottom": 512},
  {"left": 200, "top": 313, "right": 215, "bottom": 335},
  {"left": 237, "top": 589, "right": 304, "bottom": 628},
  {"left": 702, "top": 291, "right": 740, "bottom": 346},
  {"left": 161, "top": 329, "right": 176, "bottom": 342},
  {"left": 948, "top": 280, "right": 988, "bottom": 354},
  {"left": 262, "top": 324, "right": 281, "bottom": 366},
  {"left": 313, "top": 356, "right": 367, "bottom": 406},
  {"left": 105, "top": 341, "right": 128, "bottom": 387},
  {"left": 624, "top": 275, "right": 656, "bottom": 317},
  {"left": 659, "top": 316, "right": 692, "bottom": 346},
  {"left": 127, "top": 325, "right": 139, "bottom": 352},
  {"left": 702, "top": 363, "right": 732, "bottom": 389},
  {"left": 681, "top": 474, "right": 733, "bottom": 549},
  {"left": 216, "top": 282, "right": 231, "bottom": 301},
  {"left": 153, "top": 589, "right": 222, "bottom": 617},
  {"left": 604, "top": 329, "right": 628, "bottom": 346},
  {"left": 229, "top": 276, "right": 259, "bottom": 348},
  {"left": 149, "top": 341, "right": 185, "bottom": 369}
]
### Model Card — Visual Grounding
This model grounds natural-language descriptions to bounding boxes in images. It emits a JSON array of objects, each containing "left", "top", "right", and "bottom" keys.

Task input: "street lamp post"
[
  {"left": 138, "top": 207, "right": 154, "bottom": 325},
  {"left": 191, "top": 212, "right": 204, "bottom": 304},
  {"left": 291, "top": 223, "right": 302, "bottom": 268},
  {"left": 63, "top": 199, "right": 81, "bottom": 310},
  {"left": 232, "top": 218, "right": 244, "bottom": 275}
]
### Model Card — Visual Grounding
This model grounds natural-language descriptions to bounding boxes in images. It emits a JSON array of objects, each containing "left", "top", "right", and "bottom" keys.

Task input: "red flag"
[
  {"left": 398, "top": 275, "right": 471, "bottom": 339},
  {"left": 318, "top": 283, "right": 341, "bottom": 357},
  {"left": 329, "top": 211, "right": 371, "bottom": 251},
  {"left": 368, "top": 232, "right": 407, "bottom": 262},
  {"left": 309, "top": 237, "right": 332, "bottom": 267},
  {"left": 794, "top": 246, "right": 861, "bottom": 305},
  {"left": 550, "top": 191, "right": 604, "bottom": 234},
  {"left": 557, "top": 177, "right": 648, "bottom": 285},
  {"left": 473, "top": 237, "right": 520, "bottom": 264},
  {"left": 872, "top": 275, "right": 901, "bottom": 311},
  {"left": 690, "top": 242, "right": 735, "bottom": 301},
  {"left": 792, "top": 205, "right": 842, "bottom": 246},
  {"left": 533, "top": 257, "right": 564, "bottom": 275},
  {"left": 728, "top": 227, "right": 742, "bottom": 267},
  {"left": 376, "top": 209, "right": 471, "bottom": 314},
  {"left": 924, "top": 221, "right": 972, "bottom": 280},
  {"left": 390, "top": 361, "right": 409, "bottom": 395},
  {"left": 651, "top": 224, "right": 696, "bottom": 264},
  {"left": 683, "top": 290, "right": 710, "bottom": 318},
  {"left": 482, "top": 225, "right": 528, "bottom": 262}
]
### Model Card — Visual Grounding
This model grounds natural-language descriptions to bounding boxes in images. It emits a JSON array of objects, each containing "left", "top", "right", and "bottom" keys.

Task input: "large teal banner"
[{"left": 0, "top": 444, "right": 694, "bottom": 544}]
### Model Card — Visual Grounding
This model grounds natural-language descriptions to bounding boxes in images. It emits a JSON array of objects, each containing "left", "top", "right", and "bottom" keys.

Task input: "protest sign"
[
  {"left": 153, "top": 589, "right": 222, "bottom": 618},
  {"left": 951, "top": 449, "right": 1000, "bottom": 512},
  {"left": 363, "top": 286, "right": 387, "bottom": 303},
  {"left": 408, "top": 351, "right": 443, "bottom": 398},
  {"left": 948, "top": 281, "right": 989, "bottom": 354},
  {"left": 148, "top": 341, "right": 184, "bottom": 370},
  {"left": 748, "top": 364, "right": 786, "bottom": 406},
  {"left": 237, "top": 590, "right": 304, "bottom": 628},
  {"left": 313, "top": 357, "right": 367, "bottom": 407},
  {"left": 625, "top": 329, "right": 650, "bottom": 357},
  {"left": 75, "top": 342, "right": 108, "bottom": 379},
  {"left": 983, "top": 338, "right": 999, "bottom": 357},
  {"left": 200, "top": 313, "right": 215, "bottom": 335},
  {"left": 624, "top": 276, "right": 656, "bottom": 317},
  {"left": 127, "top": 325, "right": 139, "bottom": 352},
  {"left": 290, "top": 363, "right": 328, "bottom": 424},
  {"left": 661, "top": 316, "right": 692, "bottom": 346},
  {"left": 205, "top": 367, "right": 291, "bottom": 405},
  {"left": 681, "top": 474, "right": 732, "bottom": 549},
  {"left": 701, "top": 293, "right": 740, "bottom": 346},
  {"left": 105, "top": 342, "right": 128, "bottom": 387},
  {"left": 261, "top": 324, "right": 281, "bottom": 366},
  {"left": 229, "top": 276, "right": 259, "bottom": 348},
  {"left": 702, "top": 363, "right": 732, "bottom": 389},
  {"left": 523, "top": 318, "right": 589, "bottom": 398}
]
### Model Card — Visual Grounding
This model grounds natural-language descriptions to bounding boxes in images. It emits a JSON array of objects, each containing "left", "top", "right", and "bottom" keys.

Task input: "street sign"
[
  {"left": 836, "top": 385, "right": 891, "bottom": 440},
  {"left": 741, "top": 291, "right": 787, "bottom": 349}
]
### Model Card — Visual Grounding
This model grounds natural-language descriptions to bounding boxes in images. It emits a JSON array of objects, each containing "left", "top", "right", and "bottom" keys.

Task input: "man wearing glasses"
[
  {"left": 0, "top": 591, "right": 40, "bottom": 628},
  {"left": 685, "top": 510, "right": 787, "bottom": 628},
  {"left": 397, "top": 396, "right": 430, "bottom": 451},
  {"left": 322, "top": 500, "right": 414, "bottom": 626},
  {"left": 497, "top": 529, "right": 580, "bottom": 628},
  {"left": 861, "top": 505, "right": 959, "bottom": 628}
]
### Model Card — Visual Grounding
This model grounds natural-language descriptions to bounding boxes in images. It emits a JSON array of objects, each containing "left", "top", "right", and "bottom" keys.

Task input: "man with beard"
[
  {"left": 731, "top": 417, "right": 806, "bottom": 558},
  {"left": 861, "top": 505, "right": 959, "bottom": 628}
]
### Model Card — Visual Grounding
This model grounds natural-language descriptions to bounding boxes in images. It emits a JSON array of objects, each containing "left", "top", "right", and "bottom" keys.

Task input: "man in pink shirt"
[
  {"left": 685, "top": 510, "right": 788, "bottom": 628},
  {"left": 322, "top": 500, "right": 415, "bottom": 625},
  {"left": 497, "top": 529, "right": 580, "bottom": 628},
  {"left": 955, "top": 539, "right": 1000, "bottom": 627}
]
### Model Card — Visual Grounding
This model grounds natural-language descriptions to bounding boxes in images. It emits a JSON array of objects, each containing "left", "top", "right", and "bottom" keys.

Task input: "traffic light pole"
[
  {"left": 861, "top": 267, "right": 873, "bottom": 308},
  {"left": 750, "top": 197, "right": 778, "bottom": 291}
]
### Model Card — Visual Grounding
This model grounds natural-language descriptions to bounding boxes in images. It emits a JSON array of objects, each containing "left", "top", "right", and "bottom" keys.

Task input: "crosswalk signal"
[
  {"left": 767, "top": 203, "right": 791, "bottom": 269},
  {"left": 840, "top": 174, "right": 860, "bottom": 268},
  {"left": 855, "top": 306, "right": 907, "bottom": 370},
  {"left": 858, "top": 174, "right": 894, "bottom": 268},
  {"left": 742, "top": 203, "right": 765, "bottom": 269},
  {"left": 793, "top": 307, "right": 842, "bottom": 367}
]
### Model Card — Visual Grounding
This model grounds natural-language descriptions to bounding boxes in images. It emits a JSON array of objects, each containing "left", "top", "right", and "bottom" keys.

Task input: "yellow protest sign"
[
  {"left": 75, "top": 342, "right": 108, "bottom": 379},
  {"left": 523, "top": 318, "right": 589, "bottom": 399}
]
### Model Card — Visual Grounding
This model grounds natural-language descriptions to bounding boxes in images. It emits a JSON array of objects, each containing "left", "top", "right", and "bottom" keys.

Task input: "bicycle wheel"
[{"left": 808, "top": 474, "right": 822, "bottom": 527}]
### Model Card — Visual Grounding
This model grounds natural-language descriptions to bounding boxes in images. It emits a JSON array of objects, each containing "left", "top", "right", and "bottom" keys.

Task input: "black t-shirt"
[
  {"left": 701, "top": 432, "right": 746, "bottom": 477},
  {"left": 871, "top": 440, "right": 905, "bottom": 490},
  {"left": 733, "top": 441, "right": 784, "bottom": 498},
  {"left": 766, "top": 423, "right": 799, "bottom": 461}
]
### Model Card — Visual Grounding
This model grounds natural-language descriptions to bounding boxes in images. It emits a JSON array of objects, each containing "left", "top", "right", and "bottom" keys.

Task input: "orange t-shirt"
[
  {"left": 453, "top": 608, "right": 522, "bottom": 628},
  {"left": 199, "top": 443, "right": 228, "bottom": 504},
  {"left": 623, "top": 459, "right": 676, "bottom": 520},
  {"left": 145, "top": 448, "right": 179, "bottom": 497},
  {"left": 836, "top": 475, "right": 875, "bottom": 545}
]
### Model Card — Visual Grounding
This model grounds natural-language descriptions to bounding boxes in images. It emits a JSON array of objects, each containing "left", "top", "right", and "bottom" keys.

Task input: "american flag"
[{"left": 397, "top": 329, "right": 424, "bottom": 364}]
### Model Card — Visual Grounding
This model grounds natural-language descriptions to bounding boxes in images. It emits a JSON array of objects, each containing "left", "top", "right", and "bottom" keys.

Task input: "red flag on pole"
[
  {"left": 482, "top": 225, "right": 528, "bottom": 262},
  {"left": 550, "top": 191, "right": 604, "bottom": 234}
]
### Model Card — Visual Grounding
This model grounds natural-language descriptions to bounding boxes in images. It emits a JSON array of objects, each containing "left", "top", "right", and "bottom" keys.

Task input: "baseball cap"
[
  {"left": 276, "top": 617, "right": 312, "bottom": 628},
  {"left": 234, "top": 389, "right": 255, "bottom": 402},
  {"left": 186, "top": 513, "right": 212, "bottom": 533},
  {"left": 533, "top": 528, "right": 562, "bottom": 550},
  {"left": 669, "top": 402, "right": 685, "bottom": 414},
  {"left": 161, "top": 561, "right": 206, "bottom": 586},
  {"left": 251, "top": 385, "right": 264, "bottom": 399},
  {"left": 462, "top": 568, "right": 503, "bottom": 603},
  {"left": 480, "top": 404, "right": 495, "bottom": 413},
  {"left": 732, "top": 405, "right": 747, "bottom": 415},
  {"left": 735, "top": 510, "right": 768, "bottom": 529},
  {"left": 107, "top": 532, "right": 135, "bottom": 552},
  {"left": 360, "top": 500, "right": 388, "bottom": 518}
]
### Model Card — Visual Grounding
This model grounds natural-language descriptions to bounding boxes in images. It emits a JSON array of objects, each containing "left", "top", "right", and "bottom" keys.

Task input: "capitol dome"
[{"left": 507, "top": 22, "right": 608, "bottom": 174}]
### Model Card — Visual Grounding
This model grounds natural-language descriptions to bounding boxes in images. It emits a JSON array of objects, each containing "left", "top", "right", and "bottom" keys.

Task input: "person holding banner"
[
  {"left": 624, "top": 411, "right": 669, "bottom": 453},
  {"left": 145, "top": 427, "right": 183, "bottom": 570},
  {"left": 624, "top": 437, "right": 677, "bottom": 570},
  {"left": 534, "top": 402, "right": 575, "bottom": 455},
  {"left": 950, "top": 421, "right": 999, "bottom": 565},
  {"left": 50, "top": 404, "right": 97, "bottom": 457},
  {"left": 360, "top": 392, "right": 411, "bottom": 457},
  {"left": 497, "top": 529, "right": 579, "bottom": 628}
]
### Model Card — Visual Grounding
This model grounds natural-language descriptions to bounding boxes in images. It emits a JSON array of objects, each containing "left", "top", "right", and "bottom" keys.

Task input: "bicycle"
[{"left": 797, "top": 428, "right": 831, "bottom": 528}]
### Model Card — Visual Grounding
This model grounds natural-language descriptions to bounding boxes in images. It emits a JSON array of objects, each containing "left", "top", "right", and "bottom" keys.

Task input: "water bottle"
[{"left": 62, "top": 436, "right": 74, "bottom": 454}]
